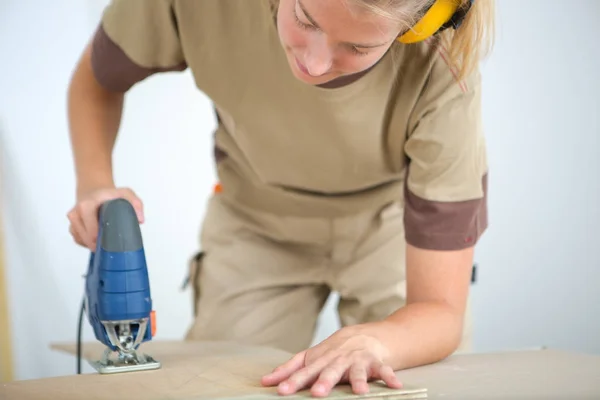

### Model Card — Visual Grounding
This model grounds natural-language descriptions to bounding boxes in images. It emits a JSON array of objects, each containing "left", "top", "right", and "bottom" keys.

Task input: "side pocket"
[{"left": 181, "top": 251, "right": 204, "bottom": 317}]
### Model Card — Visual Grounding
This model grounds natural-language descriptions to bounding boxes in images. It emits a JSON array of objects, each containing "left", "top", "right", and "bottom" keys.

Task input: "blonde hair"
[
  {"left": 268, "top": 0, "right": 495, "bottom": 80},
  {"left": 446, "top": 0, "right": 496, "bottom": 79}
]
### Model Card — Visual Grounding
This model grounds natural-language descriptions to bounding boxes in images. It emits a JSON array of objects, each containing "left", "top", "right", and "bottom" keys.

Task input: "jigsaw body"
[{"left": 83, "top": 198, "right": 160, "bottom": 374}]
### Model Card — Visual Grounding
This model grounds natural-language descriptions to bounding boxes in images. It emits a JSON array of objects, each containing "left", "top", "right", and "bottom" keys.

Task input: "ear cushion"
[{"left": 397, "top": 0, "right": 462, "bottom": 44}]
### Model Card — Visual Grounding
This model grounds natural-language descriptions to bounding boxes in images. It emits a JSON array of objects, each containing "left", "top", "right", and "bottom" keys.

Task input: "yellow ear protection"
[{"left": 397, "top": 0, "right": 474, "bottom": 44}]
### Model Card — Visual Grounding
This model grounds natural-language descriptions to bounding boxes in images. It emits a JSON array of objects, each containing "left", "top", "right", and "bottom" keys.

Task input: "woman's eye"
[
  {"left": 349, "top": 46, "right": 368, "bottom": 56},
  {"left": 294, "top": 14, "right": 314, "bottom": 30}
]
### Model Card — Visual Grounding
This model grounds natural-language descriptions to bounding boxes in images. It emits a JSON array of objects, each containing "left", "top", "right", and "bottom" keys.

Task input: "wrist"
[
  {"left": 76, "top": 174, "right": 115, "bottom": 198},
  {"left": 350, "top": 320, "right": 403, "bottom": 368}
]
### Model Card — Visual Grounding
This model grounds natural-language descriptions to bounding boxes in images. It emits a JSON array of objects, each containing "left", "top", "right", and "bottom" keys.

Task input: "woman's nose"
[{"left": 305, "top": 37, "right": 333, "bottom": 76}]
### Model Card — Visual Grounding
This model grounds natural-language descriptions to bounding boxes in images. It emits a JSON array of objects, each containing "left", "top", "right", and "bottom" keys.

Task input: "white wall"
[
  {"left": 1, "top": 0, "right": 598, "bottom": 381},
  {"left": 472, "top": 0, "right": 600, "bottom": 354}
]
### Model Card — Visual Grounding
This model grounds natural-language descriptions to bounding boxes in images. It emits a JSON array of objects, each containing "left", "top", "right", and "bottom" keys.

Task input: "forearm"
[
  {"left": 68, "top": 42, "right": 124, "bottom": 195},
  {"left": 377, "top": 244, "right": 474, "bottom": 370}
]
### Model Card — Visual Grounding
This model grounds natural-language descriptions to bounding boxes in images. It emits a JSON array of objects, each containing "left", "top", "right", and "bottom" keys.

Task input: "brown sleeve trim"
[
  {"left": 90, "top": 24, "right": 187, "bottom": 92},
  {"left": 404, "top": 173, "right": 488, "bottom": 251}
]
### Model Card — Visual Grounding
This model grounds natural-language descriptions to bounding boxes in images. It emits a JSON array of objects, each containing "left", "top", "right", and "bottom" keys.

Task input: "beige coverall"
[{"left": 91, "top": 0, "right": 488, "bottom": 354}]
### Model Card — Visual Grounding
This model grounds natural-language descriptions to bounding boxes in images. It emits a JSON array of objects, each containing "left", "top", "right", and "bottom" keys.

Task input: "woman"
[{"left": 67, "top": 0, "right": 494, "bottom": 396}]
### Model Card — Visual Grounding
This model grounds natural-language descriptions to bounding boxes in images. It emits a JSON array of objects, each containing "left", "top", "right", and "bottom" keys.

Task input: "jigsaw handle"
[
  {"left": 85, "top": 198, "right": 155, "bottom": 351},
  {"left": 97, "top": 198, "right": 143, "bottom": 252}
]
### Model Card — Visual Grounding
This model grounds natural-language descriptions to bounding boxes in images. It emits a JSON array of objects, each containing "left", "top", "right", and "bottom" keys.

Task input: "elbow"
[
  {"left": 441, "top": 304, "right": 469, "bottom": 358},
  {"left": 429, "top": 300, "right": 468, "bottom": 361}
]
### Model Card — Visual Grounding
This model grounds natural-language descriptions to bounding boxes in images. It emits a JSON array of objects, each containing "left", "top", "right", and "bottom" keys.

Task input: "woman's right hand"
[{"left": 67, "top": 187, "right": 145, "bottom": 251}]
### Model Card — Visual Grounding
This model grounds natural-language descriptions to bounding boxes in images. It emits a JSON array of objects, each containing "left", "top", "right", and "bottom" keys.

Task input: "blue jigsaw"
[{"left": 81, "top": 198, "right": 160, "bottom": 374}]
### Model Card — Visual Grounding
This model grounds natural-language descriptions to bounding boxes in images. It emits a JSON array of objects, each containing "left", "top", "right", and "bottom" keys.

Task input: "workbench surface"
[{"left": 1, "top": 340, "right": 599, "bottom": 399}]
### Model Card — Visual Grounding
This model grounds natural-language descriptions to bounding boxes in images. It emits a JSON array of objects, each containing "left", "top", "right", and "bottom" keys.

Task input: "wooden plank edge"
[{"left": 0, "top": 139, "right": 15, "bottom": 382}]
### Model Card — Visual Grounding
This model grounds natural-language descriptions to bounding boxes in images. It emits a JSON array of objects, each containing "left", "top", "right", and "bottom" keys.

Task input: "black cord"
[{"left": 76, "top": 296, "right": 85, "bottom": 374}]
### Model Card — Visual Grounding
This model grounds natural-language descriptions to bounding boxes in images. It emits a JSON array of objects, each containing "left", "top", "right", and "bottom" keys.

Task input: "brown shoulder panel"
[
  {"left": 90, "top": 24, "right": 187, "bottom": 92},
  {"left": 404, "top": 173, "right": 488, "bottom": 251}
]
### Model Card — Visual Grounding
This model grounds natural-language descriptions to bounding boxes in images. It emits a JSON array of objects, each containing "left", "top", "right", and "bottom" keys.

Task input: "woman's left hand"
[{"left": 260, "top": 322, "right": 402, "bottom": 397}]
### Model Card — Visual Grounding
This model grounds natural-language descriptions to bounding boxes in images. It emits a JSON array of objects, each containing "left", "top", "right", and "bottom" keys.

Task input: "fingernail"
[{"left": 279, "top": 383, "right": 289, "bottom": 391}]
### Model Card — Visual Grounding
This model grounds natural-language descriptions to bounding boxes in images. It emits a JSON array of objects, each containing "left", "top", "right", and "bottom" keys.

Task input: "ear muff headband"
[{"left": 397, "top": 0, "right": 470, "bottom": 44}]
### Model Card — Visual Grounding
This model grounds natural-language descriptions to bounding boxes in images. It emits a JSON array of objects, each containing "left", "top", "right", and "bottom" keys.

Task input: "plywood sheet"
[
  {"left": 0, "top": 196, "right": 14, "bottom": 383},
  {"left": 396, "top": 348, "right": 600, "bottom": 399},
  {"left": 0, "top": 340, "right": 427, "bottom": 400},
  {"left": 3, "top": 340, "right": 600, "bottom": 399}
]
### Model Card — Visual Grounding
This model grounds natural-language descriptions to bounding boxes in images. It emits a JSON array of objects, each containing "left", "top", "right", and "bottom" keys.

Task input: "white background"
[{"left": 1, "top": 0, "right": 599, "bottom": 380}]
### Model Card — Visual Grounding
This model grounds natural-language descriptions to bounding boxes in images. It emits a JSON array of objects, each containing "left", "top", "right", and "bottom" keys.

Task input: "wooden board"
[
  {"left": 0, "top": 340, "right": 427, "bottom": 400},
  {"left": 0, "top": 228, "right": 13, "bottom": 383},
  {"left": 396, "top": 348, "right": 600, "bottom": 399},
  {"left": 2, "top": 340, "right": 600, "bottom": 399},
  {"left": 0, "top": 150, "right": 14, "bottom": 383}
]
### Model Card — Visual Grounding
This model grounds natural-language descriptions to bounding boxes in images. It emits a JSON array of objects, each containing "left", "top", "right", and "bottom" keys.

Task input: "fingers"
[
  {"left": 78, "top": 200, "right": 99, "bottom": 250},
  {"left": 276, "top": 352, "right": 336, "bottom": 395},
  {"left": 261, "top": 351, "right": 306, "bottom": 387},
  {"left": 67, "top": 187, "right": 144, "bottom": 250},
  {"left": 68, "top": 217, "right": 86, "bottom": 247},
  {"left": 68, "top": 208, "right": 93, "bottom": 250},
  {"left": 348, "top": 364, "right": 369, "bottom": 395},
  {"left": 374, "top": 363, "right": 403, "bottom": 389},
  {"left": 310, "top": 356, "right": 352, "bottom": 397},
  {"left": 269, "top": 356, "right": 402, "bottom": 397}
]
